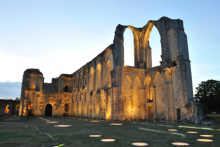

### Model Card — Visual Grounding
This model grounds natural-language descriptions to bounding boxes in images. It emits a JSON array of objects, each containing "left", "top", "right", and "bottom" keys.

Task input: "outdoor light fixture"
[
  {"left": 197, "top": 139, "right": 213, "bottom": 142},
  {"left": 89, "top": 135, "right": 101, "bottom": 137},
  {"left": 54, "top": 125, "right": 72, "bottom": 127},
  {"left": 186, "top": 131, "right": 198, "bottom": 133},
  {"left": 101, "top": 139, "right": 115, "bottom": 142},
  {"left": 90, "top": 120, "right": 100, "bottom": 122},
  {"left": 200, "top": 135, "right": 213, "bottom": 137},
  {"left": 46, "top": 121, "right": 58, "bottom": 123},
  {"left": 172, "top": 142, "right": 189, "bottom": 146},
  {"left": 168, "top": 129, "right": 177, "bottom": 131},
  {"left": 109, "top": 123, "right": 123, "bottom": 125},
  {"left": 132, "top": 142, "right": 148, "bottom": 146}
]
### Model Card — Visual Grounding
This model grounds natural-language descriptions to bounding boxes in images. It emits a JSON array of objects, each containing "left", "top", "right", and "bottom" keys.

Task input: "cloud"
[{"left": 0, "top": 82, "right": 21, "bottom": 99}]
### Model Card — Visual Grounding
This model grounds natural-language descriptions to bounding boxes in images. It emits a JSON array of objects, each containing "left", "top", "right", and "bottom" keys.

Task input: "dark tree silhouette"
[{"left": 194, "top": 79, "right": 220, "bottom": 113}]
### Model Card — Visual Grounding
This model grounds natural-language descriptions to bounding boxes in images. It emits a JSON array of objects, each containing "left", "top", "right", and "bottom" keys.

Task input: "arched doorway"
[
  {"left": 177, "top": 108, "right": 180, "bottom": 121},
  {"left": 63, "top": 103, "right": 68, "bottom": 116},
  {"left": 45, "top": 104, "right": 52, "bottom": 116}
]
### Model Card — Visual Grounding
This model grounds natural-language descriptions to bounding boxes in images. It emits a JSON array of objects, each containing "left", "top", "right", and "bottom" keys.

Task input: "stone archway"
[
  {"left": 63, "top": 103, "right": 68, "bottom": 116},
  {"left": 45, "top": 104, "right": 52, "bottom": 116},
  {"left": 177, "top": 108, "right": 180, "bottom": 120}
]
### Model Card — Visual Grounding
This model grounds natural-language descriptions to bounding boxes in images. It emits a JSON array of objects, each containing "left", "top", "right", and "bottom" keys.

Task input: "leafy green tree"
[{"left": 194, "top": 79, "right": 220, "bottom": 113}]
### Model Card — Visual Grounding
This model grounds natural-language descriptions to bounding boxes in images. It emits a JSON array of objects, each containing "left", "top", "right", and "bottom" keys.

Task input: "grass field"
[{"left": 0, "top": 116, "right": 220, "bottom": 147}]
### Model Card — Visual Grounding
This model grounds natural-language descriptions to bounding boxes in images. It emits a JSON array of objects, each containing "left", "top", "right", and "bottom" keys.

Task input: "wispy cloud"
[{"left": 0, "top": 82, "right": 21, "bottom": 99}]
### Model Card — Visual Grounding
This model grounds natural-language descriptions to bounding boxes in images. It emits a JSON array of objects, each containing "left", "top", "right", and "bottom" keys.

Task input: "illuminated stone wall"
[
  {"left": 20, "top": 17, "right": 203, "bottom": 123},
  {"left": 0, "top": 100, "right": 20, "bottom": 116}
]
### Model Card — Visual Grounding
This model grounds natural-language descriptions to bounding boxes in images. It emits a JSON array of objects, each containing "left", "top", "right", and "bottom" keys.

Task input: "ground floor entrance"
[{"left": 45, "top": 104, "right": 52, "bottom": 116}]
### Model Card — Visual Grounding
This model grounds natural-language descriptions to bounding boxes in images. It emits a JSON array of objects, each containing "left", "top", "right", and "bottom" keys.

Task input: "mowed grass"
[
  {"left": 3, "top": 115, "right": 20, "bottom": 120},
  {"left": 0, "top": 116, "right": 220, "bottom": 147}
]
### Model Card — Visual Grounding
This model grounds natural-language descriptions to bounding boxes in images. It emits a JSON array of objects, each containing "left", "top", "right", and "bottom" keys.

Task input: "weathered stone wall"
[
  {"left": 19, "top": 17, "right": 204, "bottom": 123},
  {"left": 0, "top": 100, "right": 20, "bottom": 116}
]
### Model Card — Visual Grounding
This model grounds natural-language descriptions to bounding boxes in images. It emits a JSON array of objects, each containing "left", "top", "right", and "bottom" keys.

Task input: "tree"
[{"left": 194, "top": 79, "right": 220, "bottom": 113}]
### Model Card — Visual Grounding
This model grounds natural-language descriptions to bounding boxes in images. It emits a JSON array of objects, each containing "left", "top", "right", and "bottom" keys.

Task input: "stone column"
[{"left": 111, "top": 87, "right": 119, "bottom": 120}]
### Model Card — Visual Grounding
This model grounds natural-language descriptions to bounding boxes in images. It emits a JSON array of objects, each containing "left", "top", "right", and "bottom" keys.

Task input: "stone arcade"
[{"left": 19, "top": 17, "right": 202, "bottom": 123}]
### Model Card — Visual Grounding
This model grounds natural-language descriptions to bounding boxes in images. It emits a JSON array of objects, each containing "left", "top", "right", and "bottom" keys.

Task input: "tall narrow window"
[
  {"left": 149, "top": 27, "right": 161, "bottom": 67},
  {"left": 106, "top": 60, "right": 112, "bottom": 88},
  {"left": 4, "top": 105, "right": 9, "bottom": 114},
  {"left": 124, "top": 29, "right": 134, "bottom": 66},
  {"left": 96, "top": 64, "right": 101, "bottom": 91},
  {"left": 64, "top": 85, "right": 69, "bottom": 92},
  {"left": 89, "top": 67, "right": 94, "bottom": 92}
]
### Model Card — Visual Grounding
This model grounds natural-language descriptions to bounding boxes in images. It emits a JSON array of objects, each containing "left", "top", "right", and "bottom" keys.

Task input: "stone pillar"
[
  {"left": 100, "top": 89, "right": 105, "bottom": 120},
  {"left": 152, "top": 86, "right": 156, "bottom": 120},
  {"left": 165, "top": 83, "right": 174, "bottom": 121},
  {"left": 111, "top": 87, "right": 119, "bottom": 120}
]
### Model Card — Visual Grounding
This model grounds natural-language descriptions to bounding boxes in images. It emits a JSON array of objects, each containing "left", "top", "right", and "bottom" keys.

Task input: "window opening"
[
  {"left": 31, "top": 84, "right": 35, "bottom": 90},
  {"left": 16, "top": 104, "right": 19, "bottom": 110},
  {"left": 149, "top": 27, "right": 161, "bottom": 67},
  {"left": 124, "top": 29, "right": 134, "bottom": 66},
  {"left": 64, "top": 85, "right": 69, "bottom": 92},
  {"left": 4, "top": 105, "right": 9, "bottom": 114},
  {"left": 64, "top": 104, "right": 68, "bottom": 112}
]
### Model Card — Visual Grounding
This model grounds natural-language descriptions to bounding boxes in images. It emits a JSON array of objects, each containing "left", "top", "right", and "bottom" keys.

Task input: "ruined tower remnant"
[{"left": 19, "top": 17, "right": 203, "bottom": 123}]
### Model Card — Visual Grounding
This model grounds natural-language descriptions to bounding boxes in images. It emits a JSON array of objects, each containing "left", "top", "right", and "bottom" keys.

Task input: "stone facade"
[
  {"left": 0, "top": 100, "right": 20, "bottom": 116},
  {"left": 19, "top": 17, "right": 203, "bottom": 123}
]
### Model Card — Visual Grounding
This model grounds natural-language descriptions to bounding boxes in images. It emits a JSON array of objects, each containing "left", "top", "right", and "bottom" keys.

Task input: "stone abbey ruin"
[{"left": 19, "top": 17, "right": 208, "bottom": 123}]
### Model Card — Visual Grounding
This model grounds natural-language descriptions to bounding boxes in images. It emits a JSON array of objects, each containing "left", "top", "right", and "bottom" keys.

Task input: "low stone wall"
[{"left": 0, "top": 100, "right": 20, "bottom": 116}]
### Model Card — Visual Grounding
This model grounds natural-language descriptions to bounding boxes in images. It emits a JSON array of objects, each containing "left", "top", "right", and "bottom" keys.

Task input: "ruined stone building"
[
  {"left": 0, "top": 99, "right": 20, "bottom": 116},
  {"left": 19, "top": 17, "right": 201, "bottom": 122}
]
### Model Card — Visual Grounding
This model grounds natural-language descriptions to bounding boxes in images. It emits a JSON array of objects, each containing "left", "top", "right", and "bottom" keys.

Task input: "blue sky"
[{"left": 0, "top": 0, "right": 220, "bottom": 99}]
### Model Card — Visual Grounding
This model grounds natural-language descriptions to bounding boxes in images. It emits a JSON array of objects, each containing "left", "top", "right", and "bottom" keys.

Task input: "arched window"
[
  {"left": 16, "top": 104, "right": 19, "bottom": 110},
  {"left": 4, "top": 105, "right": 9, "bottom": 114},
  {"left": 30, "top": 84, "right": 35, "bottom": 90},
  {"left": 89, "top": 67, "right": 94, "bottom": 92},
  {"left": 64, "top": 104, "right": 68, "bottom": 112},
  {"left": 107, "top": 60, "right": 112, "bottom": 88},
  {"left": 28, "top": 104, "right": 33, "bottom": 109},
  {"left": 177, "top": 108, "right": 180, "bottom": 120},
  {"left": 96, "top": 64, "right": 101, "bottom": 91},
  {"left": 149, "top": 26, "right": 161, "bottom": 67},
  {"left": 124, "top": 28, "right": 134, "bottom": 66},
  {"left": 64, "top": 85, "right": 69, "bottom": 92}
]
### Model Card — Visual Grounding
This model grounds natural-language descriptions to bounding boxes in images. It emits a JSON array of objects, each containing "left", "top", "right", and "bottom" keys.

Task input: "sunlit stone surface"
[
  {"left": 101, "top": 139, "right": 115, "bottom": 142},
  {"left": 186, "top": 131, "right": 198, "bottom": 133},
  {"left": 109, "top": 123, "right": 123, "bottom": 125},
  {"left": 197, "top": 139, "right": 213, "bottom": 142},
  {"left": 172, "top": 142, "right": 189, "bottom": 146},
  {"left": 132, "top": 142, "right": 148, "bottom": 146},
  {"left": 89, "top": 135, "right": 101, "bottom": 137},
  {"left": 54, "top": 125, "right": 72, "bottom": 127},
  {"left": 200, "top": 135, "right": 213, "bottom": 137},
  {"left": 168, "top": 129, "right": 177, "bottom": 131}
]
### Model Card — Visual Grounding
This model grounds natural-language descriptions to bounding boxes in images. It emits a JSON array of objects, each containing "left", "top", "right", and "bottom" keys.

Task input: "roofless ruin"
[{"left": 19, "top": 17, "right": 210, "bottom": 124}]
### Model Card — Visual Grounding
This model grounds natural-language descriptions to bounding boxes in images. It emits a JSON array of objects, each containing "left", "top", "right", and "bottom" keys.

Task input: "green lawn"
[{"left": 0, "top": 116, "right": 220, "bottom": 147}]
